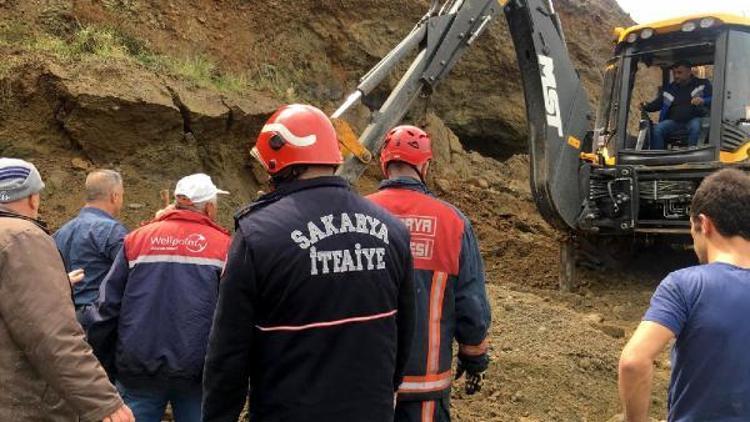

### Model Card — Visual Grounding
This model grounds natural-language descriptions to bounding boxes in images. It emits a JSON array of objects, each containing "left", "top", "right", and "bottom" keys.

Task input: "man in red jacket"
[
  {"left": 368, "top": 125, "right": 491, "bottom": 422},
  {"left": 88, "top": 173, "right": 231, "bottom": 422}
]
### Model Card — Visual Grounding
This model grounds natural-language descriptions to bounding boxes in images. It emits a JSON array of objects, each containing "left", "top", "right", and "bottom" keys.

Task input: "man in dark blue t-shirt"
[{"left": 618, "top": 168, "right": 750, "bottom": 421}]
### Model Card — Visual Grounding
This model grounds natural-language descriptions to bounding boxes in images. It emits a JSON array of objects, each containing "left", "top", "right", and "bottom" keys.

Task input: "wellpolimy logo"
[
  {"left": 150, "top": 233, "right": 208, "bottom": 253},
  {"left": 538, "top": 54, "right": 564, "bottom": 138}
]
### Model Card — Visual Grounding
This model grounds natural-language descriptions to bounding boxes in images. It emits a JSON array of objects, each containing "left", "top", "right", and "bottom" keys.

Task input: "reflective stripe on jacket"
[
  {"left": 643, "top": 77, "right": 713, "bottom": 122},
  {"left": 202, "top": 176, "right": 417, "bottom": 422},
  {"left": 87, "top": 209, "right": 230, "bottom": 383},
  {"left": 368, "top": 178, "right": 491, "bottom": 401}
]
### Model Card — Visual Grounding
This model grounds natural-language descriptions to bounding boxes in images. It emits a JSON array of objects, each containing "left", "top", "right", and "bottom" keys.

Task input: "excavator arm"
[
  {"left": 503, "top": 0, "right": 592, "bottom": 230},
  {"left": 334, "top": 0, "right": 593, "bottom": 232},
  {"left": 334, "top": 0, "right": 501, "bottom": 179}
]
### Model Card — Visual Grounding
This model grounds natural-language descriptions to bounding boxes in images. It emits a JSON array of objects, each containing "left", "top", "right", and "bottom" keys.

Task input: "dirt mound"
[
  {"left": 2, "top": 0, "right": 632, "bottom": 153},
  {"left": 0, "top": 57, "right": 279, "bottom": 228}
]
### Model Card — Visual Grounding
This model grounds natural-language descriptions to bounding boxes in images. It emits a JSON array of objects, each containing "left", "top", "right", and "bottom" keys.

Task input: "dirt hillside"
[{"left": 0, "top": 1, "right": 681, "bottom": 420}]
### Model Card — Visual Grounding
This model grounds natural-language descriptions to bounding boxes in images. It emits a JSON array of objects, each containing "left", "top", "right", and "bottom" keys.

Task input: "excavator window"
[
  {"left": 593, "top": 59, "right": 621, "bottom": 153},
  {"left": 711, "top": 29, "right": 750, "bottom": 158},
  {"left": 723, "top": 31, "right": 750, "bottom": 138},
  {"left": 626, "top": 61, "right": 661, "bottom": 146},
  {"left": 626, "top": 62, "right": 715, "bottom": 150},
  {"left": 620, "top": 41, "right": 717, "bottom": 153}
]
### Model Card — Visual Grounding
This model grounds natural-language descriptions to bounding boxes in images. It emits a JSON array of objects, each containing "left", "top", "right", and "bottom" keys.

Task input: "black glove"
[{"left": 455, "top": 355, "right": 488, "bottom": 395}]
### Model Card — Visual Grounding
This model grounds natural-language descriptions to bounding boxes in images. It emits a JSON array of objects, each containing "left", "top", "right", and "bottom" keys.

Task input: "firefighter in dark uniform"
[
  {"left": 201, "top": 104, "right": 417, "bottom": 422},
  {"left": 368, "top": 125, "right": 491, "bottom": 422}
]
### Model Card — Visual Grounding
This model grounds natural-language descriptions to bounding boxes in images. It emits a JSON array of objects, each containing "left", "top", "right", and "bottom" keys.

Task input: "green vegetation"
[{"left": 0, "top": 22, "right": 254, "bottom": 95}]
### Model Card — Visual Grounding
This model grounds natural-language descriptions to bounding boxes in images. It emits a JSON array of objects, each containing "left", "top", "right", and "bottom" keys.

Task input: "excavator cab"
[{"left": 579, "top": 14, "right": 750, "bottom": 235}]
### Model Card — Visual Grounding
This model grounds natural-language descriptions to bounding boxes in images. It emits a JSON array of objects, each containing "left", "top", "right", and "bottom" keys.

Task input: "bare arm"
[{"left": 618, "top": 321, "right": 675, "bottom": 422}]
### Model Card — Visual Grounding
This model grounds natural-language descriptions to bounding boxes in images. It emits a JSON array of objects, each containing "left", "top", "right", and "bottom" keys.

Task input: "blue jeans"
[
  {"left": 651, "top": 118, "right": 702, "bottom": 149},
  {"left": 116, "top": 380, "right": 202, "bottom": 422}
]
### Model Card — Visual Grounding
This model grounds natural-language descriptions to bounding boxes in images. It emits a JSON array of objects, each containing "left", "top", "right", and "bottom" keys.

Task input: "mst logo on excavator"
[{"left": 538, "top": 54, "right": 564, "bottom": 138}]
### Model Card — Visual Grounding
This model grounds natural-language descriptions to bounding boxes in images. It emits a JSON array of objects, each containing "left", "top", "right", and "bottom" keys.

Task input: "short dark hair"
[
  {"left": 691, "top": 169, "right": 750, "bottom": 240},
  {"left": 672, "top": 60, "right": 692, "bottom": 69}
]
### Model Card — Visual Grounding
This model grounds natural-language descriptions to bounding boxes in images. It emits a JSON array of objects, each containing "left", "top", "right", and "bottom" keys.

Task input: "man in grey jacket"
[{"left": 0, "top": 158, "right": 134, "bottom": 422}]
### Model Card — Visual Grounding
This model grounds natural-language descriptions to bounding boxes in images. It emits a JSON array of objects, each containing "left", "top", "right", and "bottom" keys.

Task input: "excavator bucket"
[
  {"left": 503, "top": 0, "right": 592, "bottom": 231},
  {"left": 332, "top": 118, "right": 373, "bottom": 163}
]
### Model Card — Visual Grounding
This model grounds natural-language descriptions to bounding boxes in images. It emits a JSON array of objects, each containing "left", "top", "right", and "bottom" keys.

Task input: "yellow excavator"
[{"left": 331, "top": 0, "right": 750, "bottom": 286}]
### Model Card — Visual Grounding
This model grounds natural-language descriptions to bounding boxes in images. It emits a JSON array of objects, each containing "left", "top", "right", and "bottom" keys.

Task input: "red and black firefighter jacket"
[
  {"left": 202, "top": 176, "right": 417, "bottom": 422},
  {"left": 368, "top": 177, "right": 491, "bottom": 402}
]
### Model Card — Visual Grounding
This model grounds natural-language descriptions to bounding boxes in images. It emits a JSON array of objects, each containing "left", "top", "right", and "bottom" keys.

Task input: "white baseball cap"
[{"left": 174, "top": 173, "right": 229, "bottom": 204}]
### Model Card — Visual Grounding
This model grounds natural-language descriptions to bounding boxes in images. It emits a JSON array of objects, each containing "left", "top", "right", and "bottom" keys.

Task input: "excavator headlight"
[
  {"left": 626, "top": 32, "right": 638, "bottom": 43},
  {"left": 682, "top": 21, "right": 697, "bottom": 32},
  {"left": 640, "top": 28, "right": 654, "bottom": 39},
  {"left": 699, "top": 17, "right": 716, "bottom": 28}
]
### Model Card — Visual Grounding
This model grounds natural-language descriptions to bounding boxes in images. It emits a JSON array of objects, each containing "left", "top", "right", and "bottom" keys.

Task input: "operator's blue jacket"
[
  {"left": 644, "top": 76, "right": 713, "bottom": 122},
  {"left": 86, "top": 209, "right": 231, "bottom": 384},
  {"left": 368, "top": 178, "right": 491, "bottom": 402},
  {"left": 202, "top": 176, "right": 417, "bottom": 422}
]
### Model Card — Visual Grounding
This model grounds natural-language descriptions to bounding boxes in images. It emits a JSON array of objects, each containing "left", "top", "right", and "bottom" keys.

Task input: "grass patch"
[
  {"left": 0, "top": 23, "right": 259, "bottom": 95},
  {"left": 0, "top": 60, "right": 16, "bottom": 79},
  {"left": 0, "top": 21, "right": 33, "bottom": 45}
]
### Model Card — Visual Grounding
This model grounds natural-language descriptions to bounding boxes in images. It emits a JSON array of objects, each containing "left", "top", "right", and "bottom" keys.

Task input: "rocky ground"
[{"left": 0, "top": 1, "right": 685, "bottom": 420}]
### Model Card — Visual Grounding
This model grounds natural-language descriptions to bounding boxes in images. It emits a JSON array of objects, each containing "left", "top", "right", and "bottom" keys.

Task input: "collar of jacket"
[
  {"left": 671, "top": 76, "right": 703, "bottom": 90},
  {"left": 154, "top": 208, "right": 229, "bottom": 235},
  {"left": 79, "top": 205, "right": 116, "bottom": 220},
  {"left": 0, "top": 207, "right": 51, "bottom": 234},
  {"left": 378, "top": 177, "right": 432, "bottom": 195},
  {"left": 235, "top": 176, "right": 350, "bottom": 224}
]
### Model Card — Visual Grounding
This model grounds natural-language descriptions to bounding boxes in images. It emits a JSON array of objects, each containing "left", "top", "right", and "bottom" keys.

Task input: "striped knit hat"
[{"left": 0, "top": 158, "right": 45, "bottom": 203}]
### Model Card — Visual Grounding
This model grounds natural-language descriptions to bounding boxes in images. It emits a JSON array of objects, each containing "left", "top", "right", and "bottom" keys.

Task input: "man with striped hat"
[{"left": 0, "top": 158, "right": 133, "bottom": 422}]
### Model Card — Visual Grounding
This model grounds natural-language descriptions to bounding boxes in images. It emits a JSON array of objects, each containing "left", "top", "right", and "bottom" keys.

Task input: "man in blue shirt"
[
  {"left": 618, "top": 168, "right": 750, "bottom": 421},
  {"left": 55, "top": 169, "right": 127, "bottom": 328}
]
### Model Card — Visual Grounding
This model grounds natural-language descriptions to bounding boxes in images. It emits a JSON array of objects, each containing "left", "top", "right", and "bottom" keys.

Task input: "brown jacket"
[{"left": 0, "top": 211, "right": 123, "bottom": 421}]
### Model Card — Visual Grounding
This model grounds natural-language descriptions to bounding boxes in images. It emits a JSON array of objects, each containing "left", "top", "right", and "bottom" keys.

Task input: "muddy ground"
[
  {"left": 359, "top": 154, "right": 681, "bottom": 422},
  {"left": 0, "top": 1, "right": 688, "bottom": 420}
]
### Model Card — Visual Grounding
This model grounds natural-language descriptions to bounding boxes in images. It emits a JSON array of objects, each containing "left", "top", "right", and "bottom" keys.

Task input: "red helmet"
[
  {"left": 252, "top": 104, "right": 343, "bottom": 175},
  {"left": 379, "top": 125, "right": 432, "bottom": 179}
]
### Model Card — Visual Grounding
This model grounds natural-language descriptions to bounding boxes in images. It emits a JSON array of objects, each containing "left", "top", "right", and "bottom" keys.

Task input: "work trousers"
[
  {"left": 651, "top": 118, "right": 702, "bottom": 149},
  {"left": 395, "top": 398, "right": 451, "bottom": 422}
]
